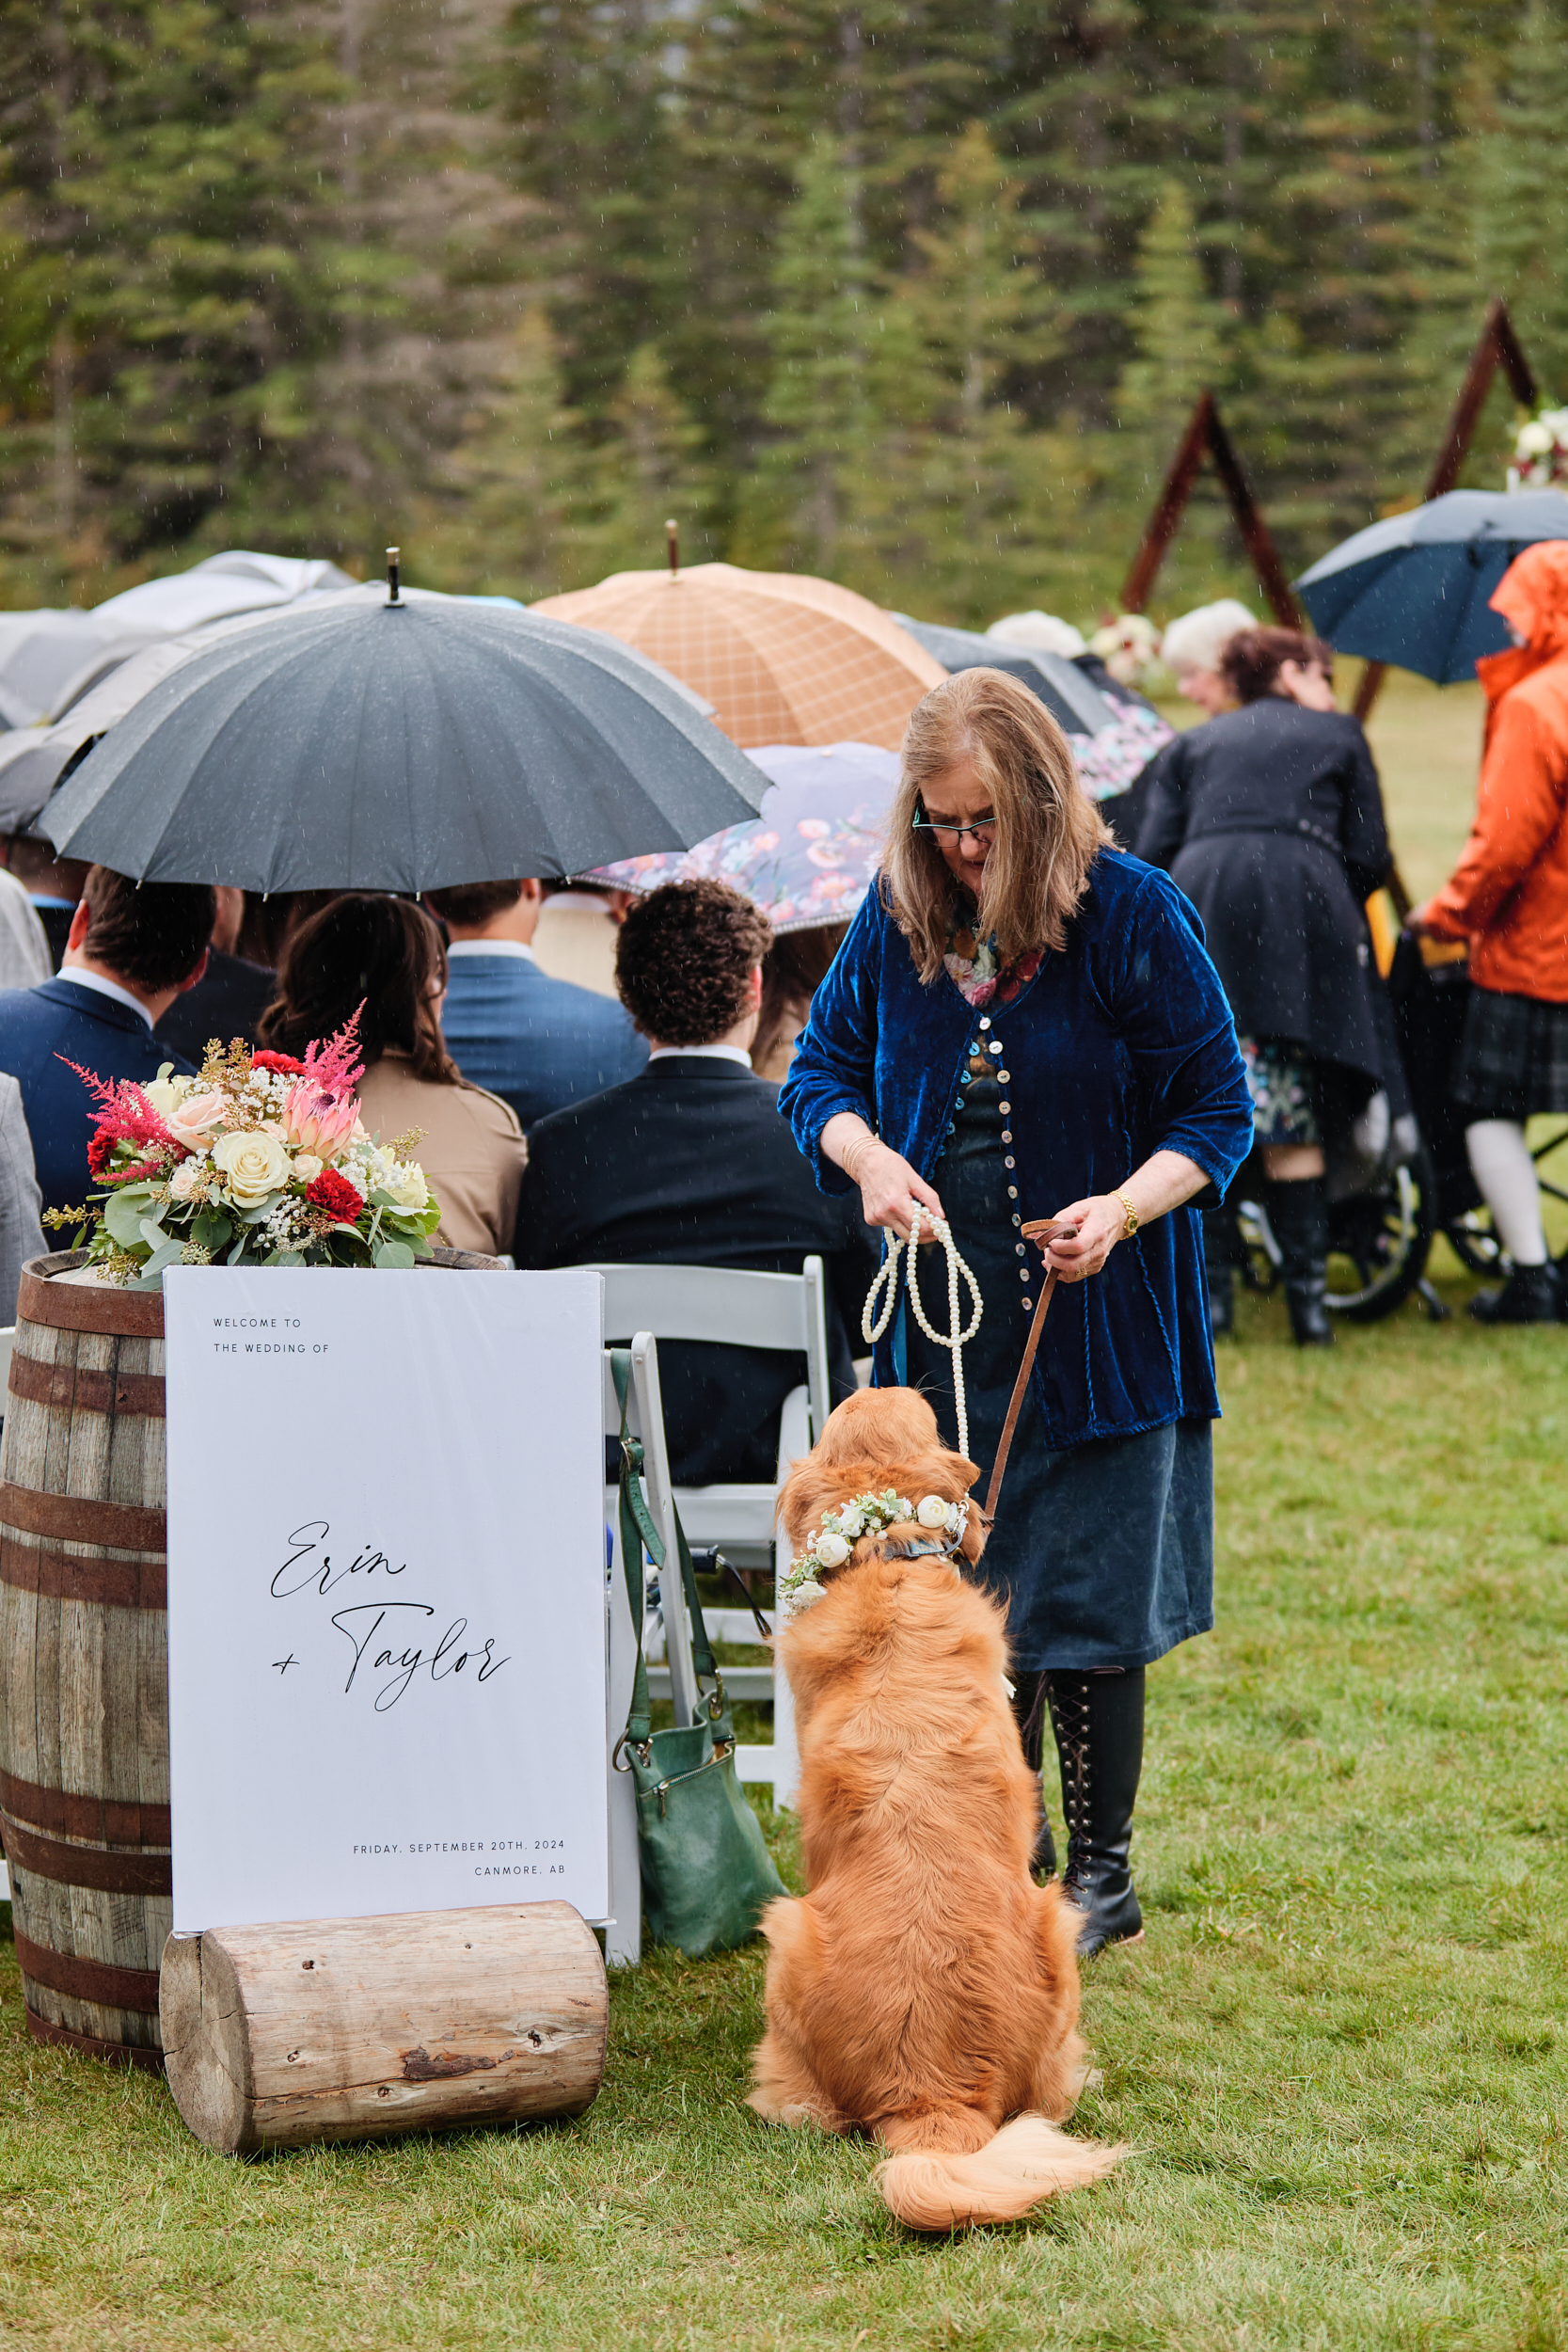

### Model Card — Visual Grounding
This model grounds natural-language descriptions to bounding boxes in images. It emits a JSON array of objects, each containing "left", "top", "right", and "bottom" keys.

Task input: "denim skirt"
[{"left": 900, "top": 1075, "right": 1214, "bottom": 1674}]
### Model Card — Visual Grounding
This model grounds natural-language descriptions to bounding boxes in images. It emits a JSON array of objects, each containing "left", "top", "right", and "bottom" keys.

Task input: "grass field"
[{"left": 4, "top": 677, "right": 1565, "bottom": 2351}]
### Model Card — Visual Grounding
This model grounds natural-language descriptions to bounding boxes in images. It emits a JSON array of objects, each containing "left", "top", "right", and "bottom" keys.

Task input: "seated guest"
[
  {"left": 0, "top": 868, "right": 212, "bottom": 1216},
  {"left": 155, "top": 885, "right": 274, "bottom": 1061},
  {"left": 516, "top": 879, "right": 879, "bottom": 1486},
  {"left": 0, "top": 1074, "right": 46, "bottom": 1319},
  {"left": 259, "top": 894, "right": 526, "bottom": 1258},
  {"left": 424, "top": 879, "right": 646, "bottom": 1130}
]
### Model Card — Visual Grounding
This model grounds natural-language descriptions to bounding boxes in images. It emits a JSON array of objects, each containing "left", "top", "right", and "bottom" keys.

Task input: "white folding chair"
[
  {"left": 580, "top": 1260, "right": 832, "bottom": 1808},
  {"left": 600, "top": 1331, "right": 686, "bottom": 1968}
]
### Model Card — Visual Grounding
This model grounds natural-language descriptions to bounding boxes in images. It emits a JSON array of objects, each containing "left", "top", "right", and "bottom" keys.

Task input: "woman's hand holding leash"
[
  {"left": 823, "top": 1113, "right": 945, "bottom": 1241},
  {"left": 1050, "top": 1151, "right": 1212, "bottom": 1280}
]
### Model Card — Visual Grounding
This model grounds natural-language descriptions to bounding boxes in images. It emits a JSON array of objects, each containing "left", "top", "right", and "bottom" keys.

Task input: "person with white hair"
[
  {"left": 1159, "top": 599, "right": 1258, "bottom": 715},
  {"left": 986, "top": 612, "right": 1089, "bottom": 660}
]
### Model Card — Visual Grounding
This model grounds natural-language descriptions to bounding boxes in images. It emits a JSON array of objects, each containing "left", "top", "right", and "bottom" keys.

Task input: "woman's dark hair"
[
  {"left": 752, "top": 923, "right": 848, "bottom": 1073},
  {"left": 1220, "top": 627, "right": 1335, "bottom": 705},
  {"left": 614, "top": 878, "right": 773, "bottom": 1045},
  {"left": 80, "top": 867, "right": 215, "bottom": 991},
  {"left": 258, "top": 894, "right": 458, "bottom": 1082}
]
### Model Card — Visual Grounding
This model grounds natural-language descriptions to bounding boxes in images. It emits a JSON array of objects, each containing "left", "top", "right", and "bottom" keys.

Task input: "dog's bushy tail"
[{"left": 874, "top": 2115, "right": 1124, "bottom": 2232}]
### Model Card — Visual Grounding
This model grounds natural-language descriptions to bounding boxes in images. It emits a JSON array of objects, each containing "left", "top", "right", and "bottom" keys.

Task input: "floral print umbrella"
[{"left": 591, "top": 742, "right": 899, "bottom": 933}]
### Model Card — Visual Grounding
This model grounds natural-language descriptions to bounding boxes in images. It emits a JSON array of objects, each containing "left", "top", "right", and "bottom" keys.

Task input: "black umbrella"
[
  {"left": 893, "top": 615, "right": 1117, "bottom": 737},
  {"left": 40, "top": 583, "right": 768, "bottom": 890},
  {"left": 1295, "top": 488, "right": 1568, "bottom": 684}
]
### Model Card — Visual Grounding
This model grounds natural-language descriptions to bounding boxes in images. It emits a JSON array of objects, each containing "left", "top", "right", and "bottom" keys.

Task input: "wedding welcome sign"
[{"left": 163, "top": 1266, "right": 608, "bottom": 1931}]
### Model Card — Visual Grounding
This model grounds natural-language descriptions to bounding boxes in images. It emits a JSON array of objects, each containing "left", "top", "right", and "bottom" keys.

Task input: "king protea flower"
[{"left": 279, "top": 1004, "right": 366, "bottom": 1159}]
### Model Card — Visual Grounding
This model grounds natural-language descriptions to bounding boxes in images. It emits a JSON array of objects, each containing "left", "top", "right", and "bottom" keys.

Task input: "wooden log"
[{"left": 160, "top": 1901, "right": 608, "bottom": 2153}]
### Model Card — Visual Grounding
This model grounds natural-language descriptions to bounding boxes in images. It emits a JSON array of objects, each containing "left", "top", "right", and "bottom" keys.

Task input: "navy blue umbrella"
[
  {"left": 40, "top": 585, "right": 768, "bottom": 892},
  {"left": 1295, "top": 489, "right": 1568, "bottom": 684}
]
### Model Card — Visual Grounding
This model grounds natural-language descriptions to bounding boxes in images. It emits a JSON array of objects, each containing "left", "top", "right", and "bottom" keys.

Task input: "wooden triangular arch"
[
  {"left": 1352, "top": 296, "right": 1537, "bottom": 718},
  {"left": 1119, "top": 389, "right": 1301, "bottom": 628}
]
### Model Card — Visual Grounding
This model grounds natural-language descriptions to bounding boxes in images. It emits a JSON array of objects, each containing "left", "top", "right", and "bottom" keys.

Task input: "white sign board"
[{"left": 164, "top": 1266, "right": 607, "bottom": 1931}]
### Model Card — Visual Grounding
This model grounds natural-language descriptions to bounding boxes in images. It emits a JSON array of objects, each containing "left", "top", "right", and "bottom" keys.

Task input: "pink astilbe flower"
[
  {"left": 59, "top": 1057, "right": 183, "bottom": 1185},
  {"left": 280, "top": 1003, "right": 366, "bottom": 1157}
]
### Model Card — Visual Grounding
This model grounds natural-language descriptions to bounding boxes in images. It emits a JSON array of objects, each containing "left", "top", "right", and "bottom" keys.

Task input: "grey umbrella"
[
  {"left": 893, "top": 615, "right": 1117, "bottom": 737},
  {"left": 40, "top": 583, "right": 767, "bottom": 890}
]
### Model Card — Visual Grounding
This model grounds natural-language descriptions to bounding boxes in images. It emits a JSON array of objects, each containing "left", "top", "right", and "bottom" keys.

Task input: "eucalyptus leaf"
[
  {"left": 138, "top": 1216, "right": 168, "bottom": 1250},
  {"left": 192, "top": 1210, "right": 232, "bottom": 1249},
  {"left": 227, "top": 1235, "right": 248, "bottom": 1266},
  {"left": 373, "top": 1240, "right": 416, "bottom": 1270},
  {"left": 142, "top": 1238, "right": 185, "bottom": 1279},
  {"left": 104, "top": 1190, "right": 152, "bottom": 1248}
]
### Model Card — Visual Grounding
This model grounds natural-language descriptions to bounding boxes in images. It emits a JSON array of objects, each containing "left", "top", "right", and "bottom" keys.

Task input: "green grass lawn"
[
  {"left": 4, "top": 1259, "right": 1566, "bottom": 2350},
  {"left": 5, "top": 672, "right": 1565, "bottom": 2349}
]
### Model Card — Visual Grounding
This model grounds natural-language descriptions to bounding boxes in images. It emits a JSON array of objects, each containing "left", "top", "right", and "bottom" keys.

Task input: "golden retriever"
[{"left": 748, "top": 1386, "right": 1124, "bottom": 2230}]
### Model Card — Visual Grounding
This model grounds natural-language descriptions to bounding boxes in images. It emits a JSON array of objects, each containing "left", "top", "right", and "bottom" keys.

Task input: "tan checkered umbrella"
[{"left": 531, "top": 562, "right": 946, "bottom": 752}]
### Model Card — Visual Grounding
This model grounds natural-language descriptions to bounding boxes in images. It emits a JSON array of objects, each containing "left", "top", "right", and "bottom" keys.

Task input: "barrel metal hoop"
[
  {"left": 0, "top": 1483, "right": 166, "bottom": 1552},
  {"left": 13, "top": 1928, "right": 162, "bottom": 2015},
  {"left": 7, "top": 1354, "right": 166, "bottom": 1419},
  {"left": 23, "top": 2005, "right": 165, "bottom": 2071},
  {"left": 16, "top": 1255, "right": 165, "bottom": 1338},
  {"left": 0, "top": 1767, "right": 170, "bottom": 1849},
  {"left": 1, "top": 1812, "right": 173, "bottom": 1897},
  {"left": 0, "top": 1532, "right": 166, "bottom": 1611}
]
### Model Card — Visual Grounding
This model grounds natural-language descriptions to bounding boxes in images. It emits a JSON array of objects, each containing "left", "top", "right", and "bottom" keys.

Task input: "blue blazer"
[
  {"left": 779, "top": 851, "right": 1253, "bottom": 1449},
  {"left": 0, "top": 977, "right": 196, "bottom": 1218},
  {"left": 439, "top": 953, "right": 647, "bottom": 1132}
]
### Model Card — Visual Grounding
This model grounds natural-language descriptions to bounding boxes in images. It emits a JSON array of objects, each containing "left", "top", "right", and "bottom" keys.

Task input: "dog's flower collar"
[{"left": 783, "top": 1489, "right": 971, "bottom": 1612}]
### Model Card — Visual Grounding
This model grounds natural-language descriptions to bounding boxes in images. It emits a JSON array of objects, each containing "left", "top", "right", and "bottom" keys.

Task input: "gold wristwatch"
[{"left": 1116, "top": 1188, "right": 1139, "bottom": 1238}]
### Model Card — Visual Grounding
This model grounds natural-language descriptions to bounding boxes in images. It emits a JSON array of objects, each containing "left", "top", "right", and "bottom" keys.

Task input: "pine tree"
[
  {"left": 732, "top": 137, "right": 879, "bottom": 579},
  {"left": 861, "top": 121, "right": 1057, "bottom": 623},
  {"left": 575, "top": 345, "right": 720, "bottom": 579},
  {"left": 1116, "top": 182, "right": 1231, "bottom": 453},
  {"left": 1474, "top": 0, "right": 1568, "bottom": 403},
  {"left": 416, "top": 307, "right": 584, "bottom": 600}
]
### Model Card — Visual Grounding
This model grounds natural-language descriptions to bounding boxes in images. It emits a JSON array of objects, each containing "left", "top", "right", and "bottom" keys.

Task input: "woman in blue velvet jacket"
[{"left": 780, "top": 669, "right": 1251, "bottom": 1955}]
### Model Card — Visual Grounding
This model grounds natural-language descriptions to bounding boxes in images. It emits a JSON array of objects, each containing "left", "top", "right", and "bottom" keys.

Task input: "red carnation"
[
  {"left": 306, "top": 1168, "right": 364, "bottom": 1223},
  {"left": 252, "top": 1050, "right": 309, "bottom": 1075}
]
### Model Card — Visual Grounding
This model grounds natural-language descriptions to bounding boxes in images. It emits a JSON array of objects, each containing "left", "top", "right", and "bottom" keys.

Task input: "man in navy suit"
[
  {"left": 516, "top": 879, "right": 875, "bottom": 1486},
  {"left": 0, "top": 867, "right": 214, "bottom": 1216},
  {"left": 425, "top": 879, "right": 646, "bottom": 1132}
]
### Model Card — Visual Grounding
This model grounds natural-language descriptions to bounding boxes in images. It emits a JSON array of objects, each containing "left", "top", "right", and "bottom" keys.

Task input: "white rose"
[
  {"left": 815, "top": 1532, "right": 850, "bottom": 1569},
  {"left": 293, "top": 1153, "right": 324, "bottom": 1185},
  {"left": 916, "top": 1494, "right": 949, "bottom": 1529},
  {"left": 1518, "top": 421, "right": 1554, "bottom": 456},
  {"left": 168, "top": 1160, "right": 206, "bottom": 1201},
  {"left": 142, "top": 1078, "right": 181, "bottom": 1118},
  {"left": 212, "top": 1128, "right": 291, "bottom": 1206},
  {"left": 384, "top": 1159, "right": 428, "bottom": 1212}
]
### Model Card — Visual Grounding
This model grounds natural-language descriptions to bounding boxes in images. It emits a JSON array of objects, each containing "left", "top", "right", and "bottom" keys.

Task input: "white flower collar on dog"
[{"left": 783, "top": 1489, "right": 972, "bottom": 1612}]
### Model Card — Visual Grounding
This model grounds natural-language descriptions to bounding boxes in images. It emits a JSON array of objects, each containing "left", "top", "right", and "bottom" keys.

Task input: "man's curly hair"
[{"left": 614, "top": 879, "right": 773, "bottom": 1046}]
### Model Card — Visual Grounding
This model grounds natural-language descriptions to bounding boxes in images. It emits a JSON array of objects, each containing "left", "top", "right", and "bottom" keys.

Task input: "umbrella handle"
[{"left": 387, "top": 547, "right": 402, "bottom": 607}]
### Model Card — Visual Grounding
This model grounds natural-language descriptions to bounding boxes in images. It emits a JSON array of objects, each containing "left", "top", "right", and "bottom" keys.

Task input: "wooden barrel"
[{"left": 0, "top": 1244, "right": 507, "bottom": 2069}]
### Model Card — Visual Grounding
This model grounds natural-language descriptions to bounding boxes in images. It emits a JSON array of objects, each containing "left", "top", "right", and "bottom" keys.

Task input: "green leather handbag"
[{"left": 610, "top": 1352, "right": 785, "bottom": 1959}]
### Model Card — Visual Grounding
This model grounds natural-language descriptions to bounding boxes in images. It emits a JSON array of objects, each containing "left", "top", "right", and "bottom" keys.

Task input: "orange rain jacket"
[{"left": 1423, "top": 540, "right": 1568, "bottom": 1001}]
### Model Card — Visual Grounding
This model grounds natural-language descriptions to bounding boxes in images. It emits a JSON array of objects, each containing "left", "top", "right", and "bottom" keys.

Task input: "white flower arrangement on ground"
[
  {"left": 781, "top": 1488, "right": 972, "bottom": 1611},
  {"left": 47, "top": 1007, "right": 441, "bottom": 1287},
  {"left": 1508, "top": 407, "right": 1568, "bottom": 491}
]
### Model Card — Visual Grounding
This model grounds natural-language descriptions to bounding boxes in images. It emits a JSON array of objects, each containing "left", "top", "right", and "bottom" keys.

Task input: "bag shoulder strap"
[{"left": 611, "top": 1350, "right": 729, "bottom": 1742}]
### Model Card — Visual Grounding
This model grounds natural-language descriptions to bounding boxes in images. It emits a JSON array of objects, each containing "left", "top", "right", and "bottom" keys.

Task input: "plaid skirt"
[{"left": 1451, "top": 985, "right": 1568, "bottom": 1120}]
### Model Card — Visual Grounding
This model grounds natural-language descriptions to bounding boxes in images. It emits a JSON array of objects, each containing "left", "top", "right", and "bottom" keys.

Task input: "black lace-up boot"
[
  {"left": 1266, "top": 1177, "right": 1335, "bottom": 1346},
  {"left": 1045, "top": 1668, "right": 1146, "bottom": 1956},
  {"left": 1011, "top": 1669, "right": 1058, "bottom": 1880}
]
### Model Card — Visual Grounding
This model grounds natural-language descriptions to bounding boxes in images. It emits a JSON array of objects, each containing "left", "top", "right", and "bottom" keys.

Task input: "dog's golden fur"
[{"left": 749, "top": 1387, "right": 1124, "bottom": 2230}]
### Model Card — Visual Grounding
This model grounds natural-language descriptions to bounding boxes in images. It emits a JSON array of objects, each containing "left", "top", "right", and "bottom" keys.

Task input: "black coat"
[
  {"left": 154, "top": 948, "right": 274, "bottom": 1063},
  {"left": 515, "top": 1054, "right": 878, "bottom": 1486},
  {"left": 1134, "top": 701, "right": 1393, "bottom": 1087}
]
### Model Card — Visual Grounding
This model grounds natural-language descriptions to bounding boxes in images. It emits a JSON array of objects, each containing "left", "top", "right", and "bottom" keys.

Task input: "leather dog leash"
[{"left": 980, "top": 1217, "right": 1071, "bottom": 1527}]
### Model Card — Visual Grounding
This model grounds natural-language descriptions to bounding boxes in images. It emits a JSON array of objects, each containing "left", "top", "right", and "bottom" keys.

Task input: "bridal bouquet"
[{"left": 47, "top": 1009, "right": 441, "bottom": 1286}]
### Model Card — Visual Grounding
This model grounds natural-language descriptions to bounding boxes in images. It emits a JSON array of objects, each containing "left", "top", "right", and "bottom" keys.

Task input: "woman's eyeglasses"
[{"left": 911, "top": 800, "right": 996, "bottom": 844}]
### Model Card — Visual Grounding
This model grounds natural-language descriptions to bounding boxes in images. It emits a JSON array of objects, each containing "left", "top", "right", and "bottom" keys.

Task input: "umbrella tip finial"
[
  {"left": 387, "top": 546, "right": 402, "bottom": 606},
  {"left": 665, "top": 518, "right": 679, "bottom": 578}
]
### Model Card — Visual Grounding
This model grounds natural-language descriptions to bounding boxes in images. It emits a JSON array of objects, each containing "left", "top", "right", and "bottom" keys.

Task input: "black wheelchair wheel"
[
  {"left": 1234, "top": 1145, "right": 1437, "bottom": 1325},
  {"left": 1326, "top": 1147, "right": 1436, "bottom": 1322}
]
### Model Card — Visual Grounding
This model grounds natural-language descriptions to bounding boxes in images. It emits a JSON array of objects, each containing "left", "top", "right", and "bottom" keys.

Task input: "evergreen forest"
[{"left": 1, "top": 1, "right": 1564, "bottom": 628}]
